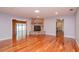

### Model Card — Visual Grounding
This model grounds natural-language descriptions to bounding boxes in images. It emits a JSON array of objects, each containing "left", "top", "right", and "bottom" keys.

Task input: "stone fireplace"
[{"left": 30, "top": 18, "right": 45, "bottom": 35}]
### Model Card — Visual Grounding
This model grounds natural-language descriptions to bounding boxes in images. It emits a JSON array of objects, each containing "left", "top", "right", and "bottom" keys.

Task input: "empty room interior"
[{"left": 0, "top": 7, "right": 79, "bottom": 52}]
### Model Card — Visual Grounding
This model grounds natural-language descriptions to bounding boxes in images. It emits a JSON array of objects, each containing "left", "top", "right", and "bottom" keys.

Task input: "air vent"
[{"left": 69, "top": 9, "right": 74, "bottom": 11}]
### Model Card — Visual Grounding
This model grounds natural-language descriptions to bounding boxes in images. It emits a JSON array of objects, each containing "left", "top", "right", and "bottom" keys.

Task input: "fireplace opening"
[{"left": 34, "top": 25, "right": 41, "bottom": 31}]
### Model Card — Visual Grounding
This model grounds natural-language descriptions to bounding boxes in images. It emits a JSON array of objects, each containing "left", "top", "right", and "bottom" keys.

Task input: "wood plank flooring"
[{"left": 0, "top": 35, "right": 78, "bottom": 52}]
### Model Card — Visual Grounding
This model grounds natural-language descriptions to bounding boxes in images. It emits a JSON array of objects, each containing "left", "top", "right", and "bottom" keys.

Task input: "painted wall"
[
  {"left": 26, "top": 18, "right": 31, "bottom": 35},
  {"left": 75, "top": 8, "right": 79, "bottom": 46},
  {"left": 44, "top": 15, "right": 76, "bottom": 38},
  {"left": 0, "top": 13, "right": 26, "bottom": 41},
  {"left": 44, "top": 17, "right": 56, "bottom": 36},
  {"left": 0, "top": 13, "right": 76, "bottom": 41}
]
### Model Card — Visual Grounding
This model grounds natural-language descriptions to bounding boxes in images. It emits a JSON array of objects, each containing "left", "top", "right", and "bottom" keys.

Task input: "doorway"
[
  {"left": 12, "top": 19, "right": 27, "bottom": 45},
  {"left": 56, "top": 18, "right": 64, "bottom": 43}
]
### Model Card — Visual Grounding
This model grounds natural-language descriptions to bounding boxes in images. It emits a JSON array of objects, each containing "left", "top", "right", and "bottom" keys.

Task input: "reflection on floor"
[{"left": 0, "top": 35, "right": 78, "bottom": 52}]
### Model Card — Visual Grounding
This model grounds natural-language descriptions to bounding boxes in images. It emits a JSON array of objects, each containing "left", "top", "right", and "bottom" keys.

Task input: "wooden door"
[{"left": 12, "top": 19, "right": 27, "bottom": 46}]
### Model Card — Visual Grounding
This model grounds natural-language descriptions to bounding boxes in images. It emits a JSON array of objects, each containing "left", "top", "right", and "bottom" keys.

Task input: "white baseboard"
[
  {"left": 45, "top": 33, "right": 75, "bottom": 38},
  {"left": 0, "top": 37, "right": 11, "bottom": 41},
  {"left": 76, "top": 39, "right": 79, "bottom": 47},
  {"left": 64, "top": 35, "right": 75, "bottom": 39}
]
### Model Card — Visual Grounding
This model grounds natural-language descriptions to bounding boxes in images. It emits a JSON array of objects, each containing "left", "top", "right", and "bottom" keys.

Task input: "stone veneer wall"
[{"left": 30, "top": 18, "right": 45, "bottom": 35}]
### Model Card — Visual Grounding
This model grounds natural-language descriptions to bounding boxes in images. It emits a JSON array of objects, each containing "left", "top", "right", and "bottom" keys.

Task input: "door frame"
[
  {"left": 12, "top": 19, "right": 27, "bottom": 45},
  {"left": 56, "top": 19, "right": 64, "bottom": 44}
]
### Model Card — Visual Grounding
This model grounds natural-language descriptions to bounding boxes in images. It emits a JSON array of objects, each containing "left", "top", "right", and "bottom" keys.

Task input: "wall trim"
[
  {"left": 0, "top": 37, "right": 11, "bottom": 41},
  {"left": 76, "top": 39, "right": 79, "bottom": 47}
]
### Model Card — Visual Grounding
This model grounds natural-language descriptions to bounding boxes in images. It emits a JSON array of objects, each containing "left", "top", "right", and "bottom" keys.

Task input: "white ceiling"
[{"left": 0, "top": 7, "right": 77, "bottom": 18}]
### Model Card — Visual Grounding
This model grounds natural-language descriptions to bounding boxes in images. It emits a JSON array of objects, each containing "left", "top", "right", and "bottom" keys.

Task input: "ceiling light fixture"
[{"left": 34, "top": 10, "right": 40, "bottom": 13}]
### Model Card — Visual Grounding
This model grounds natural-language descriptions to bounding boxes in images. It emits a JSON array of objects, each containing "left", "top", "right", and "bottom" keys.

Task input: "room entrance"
[
  {"left": 56, "top": 18, "right": 64, "bottom": 43},
  {"left": 12, "top": 19, "right": 27, "bottom": 45}
]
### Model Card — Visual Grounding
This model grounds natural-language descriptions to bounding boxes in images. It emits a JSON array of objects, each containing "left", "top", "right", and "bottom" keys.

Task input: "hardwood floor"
[{"left": 0, "top": 35, "right": 78, "bottom": 52}]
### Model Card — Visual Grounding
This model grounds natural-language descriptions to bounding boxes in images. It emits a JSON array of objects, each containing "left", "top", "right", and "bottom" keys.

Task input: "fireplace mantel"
[{"left": 31, "top": 18, "right": 44, "bottom": 24}]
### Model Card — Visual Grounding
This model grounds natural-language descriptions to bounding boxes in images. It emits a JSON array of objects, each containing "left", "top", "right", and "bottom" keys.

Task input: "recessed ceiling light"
[
  {"left": 34, "top": 10, "right": 40, "bottom": 13},
  {"left": 55, "top": 12, "right": 58, "bottom": 15}
]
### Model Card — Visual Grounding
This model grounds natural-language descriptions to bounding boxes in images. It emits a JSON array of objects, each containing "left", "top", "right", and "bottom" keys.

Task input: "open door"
[
  {"left": 56, "top": 19, "right": 64, "bottom": 43},
  {"left": 12, "top": 19, "right": 27, "bottom": 46}
]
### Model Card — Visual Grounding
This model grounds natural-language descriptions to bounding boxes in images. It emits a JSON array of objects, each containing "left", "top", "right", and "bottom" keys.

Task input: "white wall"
[
  {"left": 0, "top": 13, "right": 26, "bottom": 41},
  {"left": 63, "top": 15, "right": 75, "bottom": 38},
  {"left": 44, "top": 17, "right": 56, "bottom": 36},
  {"left": 26, "top": 18, "right": 31, "bottom": 35},
  {"left": 44, "top": 15, "right": 76, "bottom": 38},
  {"left": 75, "top": 8, "right": 79, "bottom": 46},
  {"left": 0, "top": 13, "right": 76, "bottom": 41}
]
